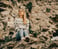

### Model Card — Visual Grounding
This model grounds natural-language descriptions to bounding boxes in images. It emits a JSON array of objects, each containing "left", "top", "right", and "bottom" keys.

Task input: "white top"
[{"left": 14, "top": 18, "right": 29, "bottom": 30}]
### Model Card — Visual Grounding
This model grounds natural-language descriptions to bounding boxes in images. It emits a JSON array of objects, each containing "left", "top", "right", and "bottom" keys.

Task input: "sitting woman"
[{"left": 14, "top": 8, "right": 29, "bottom": 41}]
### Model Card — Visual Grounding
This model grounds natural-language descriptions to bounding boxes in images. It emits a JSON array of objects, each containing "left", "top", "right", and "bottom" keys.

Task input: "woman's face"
[{"left": 19, "top": 9, "right": 24, "bottom": 16}]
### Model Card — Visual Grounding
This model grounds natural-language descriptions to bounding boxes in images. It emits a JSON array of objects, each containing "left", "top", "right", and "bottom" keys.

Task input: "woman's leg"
[
  {"left": 24, "top": 29, "right": 29, "bottom": 37},
  {"left": 24, "top": 29, "right": 30, "bottom": 42},
  {"left": 20, "top": 28, "right": 24, "bottom": 40},
  {"left": 16, "top": 30, "right": 21, "bottom": 41}
]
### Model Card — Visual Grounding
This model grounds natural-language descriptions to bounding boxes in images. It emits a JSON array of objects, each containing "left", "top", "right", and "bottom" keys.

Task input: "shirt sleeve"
[{"left": 26, "top": 19, "right": 29, "bottom": 30}]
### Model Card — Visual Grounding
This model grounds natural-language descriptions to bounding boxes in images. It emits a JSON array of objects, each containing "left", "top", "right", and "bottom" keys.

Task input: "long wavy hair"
[{"left": 19, "top": 8, "right": 26, "bottom": 24}]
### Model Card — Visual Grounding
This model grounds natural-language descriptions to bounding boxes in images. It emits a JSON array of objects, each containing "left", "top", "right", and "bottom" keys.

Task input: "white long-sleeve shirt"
[{"left": 14, "top": 18, "right": 29, "bottom": 30}]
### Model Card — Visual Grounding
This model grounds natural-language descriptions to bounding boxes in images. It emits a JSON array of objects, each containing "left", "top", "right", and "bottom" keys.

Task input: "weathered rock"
[{"left": 0, "top": 0, "right": 58, "bottom": 49}]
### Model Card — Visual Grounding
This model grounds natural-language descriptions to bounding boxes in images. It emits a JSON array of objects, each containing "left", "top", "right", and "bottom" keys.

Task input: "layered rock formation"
[{"left": 0, "top": 0, "right": 58, "bottom": 49}]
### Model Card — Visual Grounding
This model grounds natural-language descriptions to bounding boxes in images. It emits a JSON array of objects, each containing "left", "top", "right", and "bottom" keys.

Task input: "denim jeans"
[{"left": 16, "top": 28, "right": 29, "bottom": 40}]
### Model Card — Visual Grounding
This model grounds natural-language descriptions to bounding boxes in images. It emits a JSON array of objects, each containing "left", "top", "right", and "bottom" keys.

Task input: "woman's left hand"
[{"left": 24, "top": 22, "right": 27, "bottom": 24}]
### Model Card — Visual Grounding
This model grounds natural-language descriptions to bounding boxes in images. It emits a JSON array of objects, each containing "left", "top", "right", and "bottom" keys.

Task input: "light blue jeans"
[{"left": 16, "top": 28, "right": 29, "bottom": 40}]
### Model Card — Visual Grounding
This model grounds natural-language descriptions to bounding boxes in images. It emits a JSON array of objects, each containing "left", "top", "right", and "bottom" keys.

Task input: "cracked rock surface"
[{"left": 0, "top": 0, "right": 58, "bottom": 49}]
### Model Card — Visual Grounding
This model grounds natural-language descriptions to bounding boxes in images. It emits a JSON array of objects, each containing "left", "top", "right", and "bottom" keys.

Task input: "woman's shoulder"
[
  {"left": 15, "top": 18, "right": 23, "bottom": 22},
  {"left": 15, "top": 17, "right": 22, "bottom": 20}
]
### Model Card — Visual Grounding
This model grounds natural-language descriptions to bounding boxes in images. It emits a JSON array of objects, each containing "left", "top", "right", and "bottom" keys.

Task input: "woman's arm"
[{"left": 23, "top": 12, "right": 27, "bottom": 24}]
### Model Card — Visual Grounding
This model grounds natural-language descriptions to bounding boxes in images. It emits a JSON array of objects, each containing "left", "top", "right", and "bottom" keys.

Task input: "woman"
[{"left": 14, "top": 8, "right": 29, "bottom": 41}]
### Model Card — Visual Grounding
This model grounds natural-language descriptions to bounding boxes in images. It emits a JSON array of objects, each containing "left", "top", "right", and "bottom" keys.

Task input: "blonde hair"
[{"left": 19, "top": 8, "right": 26, "bottom": 24}]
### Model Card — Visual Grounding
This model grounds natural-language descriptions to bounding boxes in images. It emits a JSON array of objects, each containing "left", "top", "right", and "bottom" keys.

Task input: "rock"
[
  {"left": 0, "top": 0, "right": 58, "bottom": 49},
  {"left": 31, "top": 44, "right": 38, "bottom": 49},
  {"left": 0, "top": 22, "right": 4, "bottom": 31}
]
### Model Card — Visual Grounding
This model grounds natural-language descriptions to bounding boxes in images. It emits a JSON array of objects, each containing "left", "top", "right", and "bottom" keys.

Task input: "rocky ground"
[{"left": 0, "top": 0, "right": 58, "bottom": 49}]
